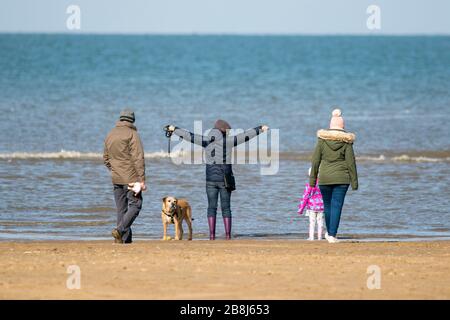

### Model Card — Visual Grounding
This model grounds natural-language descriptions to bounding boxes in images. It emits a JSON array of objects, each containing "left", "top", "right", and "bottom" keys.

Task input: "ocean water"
[{"left": 0, "top": 34, "right": 449, "bottom": 241}]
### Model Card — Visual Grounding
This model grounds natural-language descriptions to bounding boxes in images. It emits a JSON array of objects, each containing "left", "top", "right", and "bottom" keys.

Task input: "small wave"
[
  {"left": 272, "top": 152, "right": 450, "bottom": 163},
  {"left": 0, "top": 150, "right": 449, "bottom": 163},
  {"left": 0, "top": 150, "right": 102, "bottom": 160},
  {"left": 357, "top": 155, "right": 386, "bottom": 161},
  {"left": 0, "top": 149, "right": 186, "bottom": 160},
  {"left": 391, "top": 155, "right": 450, "bottom": 163},
  {"left": 357, "top": 154, "right": 450, "bottom": 163},
  {"left": 278, "top": 152, "right": 450, "bottom": 163}
]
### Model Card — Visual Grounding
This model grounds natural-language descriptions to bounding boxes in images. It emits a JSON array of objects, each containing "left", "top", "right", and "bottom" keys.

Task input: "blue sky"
[{"left": 1, "top": 0, "right": 449, "bottom": 34}]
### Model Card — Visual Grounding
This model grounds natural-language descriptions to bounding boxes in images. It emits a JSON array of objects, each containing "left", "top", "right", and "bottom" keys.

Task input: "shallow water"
[
  {"left": 0, "top": 157, "right": 449, "bottom": 241},
  {"left": 0, "top": 34, "right": 449, "bottom": 240}
]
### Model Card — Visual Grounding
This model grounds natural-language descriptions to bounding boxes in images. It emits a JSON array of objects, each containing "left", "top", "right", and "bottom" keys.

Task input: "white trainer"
[
  {"left": 327, "top": 236, "right": 339, "bottom": 243},
  {"left": 325, "top": 232, "right": 330, "bottom": 241}
]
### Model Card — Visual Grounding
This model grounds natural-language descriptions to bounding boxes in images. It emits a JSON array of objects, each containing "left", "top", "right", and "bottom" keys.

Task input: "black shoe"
[{"left": 112, "top": 228, "right": 123, "bottom": 244}]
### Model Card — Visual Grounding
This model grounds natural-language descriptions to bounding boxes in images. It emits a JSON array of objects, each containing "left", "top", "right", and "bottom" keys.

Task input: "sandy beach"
[{"left": 0, "top": 240, "right": 449, "bottom": 299}]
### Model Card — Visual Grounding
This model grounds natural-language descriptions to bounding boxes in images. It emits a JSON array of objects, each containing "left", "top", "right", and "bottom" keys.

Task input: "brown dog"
[{"left": 161, "top": 196, "right": 193, "bottom": 241}]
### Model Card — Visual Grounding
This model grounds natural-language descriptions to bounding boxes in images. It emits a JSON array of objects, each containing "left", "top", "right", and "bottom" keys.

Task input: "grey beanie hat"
[{"left": 119, "top": 108, "right": 135, "bottom": 123}]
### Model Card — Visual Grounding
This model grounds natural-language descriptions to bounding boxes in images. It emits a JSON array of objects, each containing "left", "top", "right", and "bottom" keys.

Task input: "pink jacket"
[{"left": 298, "top": 182, "right": 324, "bottom": 214}]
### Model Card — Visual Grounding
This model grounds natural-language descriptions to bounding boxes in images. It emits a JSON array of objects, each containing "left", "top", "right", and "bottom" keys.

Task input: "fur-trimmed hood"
[{"left": 317, "top": 129, "right": 355, "bottom": 144}]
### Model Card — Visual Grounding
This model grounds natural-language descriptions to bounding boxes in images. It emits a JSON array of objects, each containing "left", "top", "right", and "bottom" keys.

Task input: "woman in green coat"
[{"left": 309, "top": 109, "right": 358, "bottom": 243}]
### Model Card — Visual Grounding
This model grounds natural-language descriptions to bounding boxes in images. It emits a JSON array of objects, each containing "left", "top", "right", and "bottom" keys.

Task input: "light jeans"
[{"left": 319, "top": 184, "right": 349, "bottom": 237}]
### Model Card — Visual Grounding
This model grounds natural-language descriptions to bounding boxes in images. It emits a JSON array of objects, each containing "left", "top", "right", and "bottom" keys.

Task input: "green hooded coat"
[{"left": 310, "top": 129, "right": 358, "bottom": 190}]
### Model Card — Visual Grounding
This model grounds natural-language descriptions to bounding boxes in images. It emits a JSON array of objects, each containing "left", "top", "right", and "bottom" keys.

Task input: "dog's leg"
[
  {"left": 186, "top": 207, "right": 193, "bottom": 241},
  {"left": 185, "top": 220, "right": 192, "bottom": 241},
  {"left": 179, "top": 222, "right": 184, "bottom": 241},
  {"left": 174, "top": 220, "right": 180, "bottom": 240},
  {"left": 163, "top": 221, "right": 168, "bottom": 240}
]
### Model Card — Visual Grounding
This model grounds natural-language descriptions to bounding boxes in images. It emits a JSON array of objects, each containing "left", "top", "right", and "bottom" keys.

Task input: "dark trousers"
[
  {"left": 113, "top": 184, "right": 143, "bottom": 243},
  {"left": 206, "top": 181, "right": 232, "bottom": 218},
  {"left": 319, "top": 184, "right": 349, "bottom": 237}
]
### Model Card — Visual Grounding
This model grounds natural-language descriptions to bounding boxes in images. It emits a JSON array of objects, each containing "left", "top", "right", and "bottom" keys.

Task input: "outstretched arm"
[
  {"left": 171, "top": 126, "right": 208, "bottom": 148},
  {"left": 228, "top": 125, "right": 269, "bottom": 147}
]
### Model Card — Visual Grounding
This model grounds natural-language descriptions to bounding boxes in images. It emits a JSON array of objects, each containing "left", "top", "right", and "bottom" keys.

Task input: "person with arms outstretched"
[{"left": 166, "top": 120, "right": 269, "bottom": 240}]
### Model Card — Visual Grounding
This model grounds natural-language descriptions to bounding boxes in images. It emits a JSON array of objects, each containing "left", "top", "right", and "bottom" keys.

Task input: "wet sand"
[{"left": 1, "top": 240, "right": 449, "bottom": 299}]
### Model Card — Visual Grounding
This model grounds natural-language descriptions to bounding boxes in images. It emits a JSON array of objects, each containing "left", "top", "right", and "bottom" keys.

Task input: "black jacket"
[{"left": 173, "top": 126, "right": 263, "bottom": 182}]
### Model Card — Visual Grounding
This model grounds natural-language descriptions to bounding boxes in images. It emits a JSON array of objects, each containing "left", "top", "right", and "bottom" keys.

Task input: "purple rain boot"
[
  {"left": 208, "top": 216, "right": 216, "bottom": 240},
  {"left": 223, "top": 217, "right": 232, "bottom": 240}
]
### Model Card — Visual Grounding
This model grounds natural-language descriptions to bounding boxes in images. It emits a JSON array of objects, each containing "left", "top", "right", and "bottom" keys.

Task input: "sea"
[{"left": 0, "top": 34, "right": 449, "bottom": 241}]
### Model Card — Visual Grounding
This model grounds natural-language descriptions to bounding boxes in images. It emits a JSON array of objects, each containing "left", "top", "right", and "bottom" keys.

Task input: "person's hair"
[{"left": 214, "top": 119, "right": 231, "bottom": 134}]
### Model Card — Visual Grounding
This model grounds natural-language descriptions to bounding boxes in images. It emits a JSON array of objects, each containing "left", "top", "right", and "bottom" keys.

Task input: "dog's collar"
[{"left": 162, "top": 209, "right": 177, "bottom": 223}]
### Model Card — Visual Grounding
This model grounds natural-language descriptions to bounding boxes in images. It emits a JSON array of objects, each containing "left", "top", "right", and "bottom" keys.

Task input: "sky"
[{"left": 0, "top": 0, "right": 449, "bottom": 35}]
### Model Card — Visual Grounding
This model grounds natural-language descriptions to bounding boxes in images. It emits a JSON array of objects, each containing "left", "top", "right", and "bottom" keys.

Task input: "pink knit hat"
[{"left": 329, "top": 108, "right": 345, "bottom": 129}]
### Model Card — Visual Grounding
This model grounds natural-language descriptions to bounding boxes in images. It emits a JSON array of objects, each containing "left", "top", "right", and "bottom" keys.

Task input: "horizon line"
[{"left": 1, "top": 31, "right": 450, "bottom": 37}]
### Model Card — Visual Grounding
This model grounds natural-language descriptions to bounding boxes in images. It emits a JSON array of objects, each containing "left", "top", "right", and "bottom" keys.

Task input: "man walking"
[{"left": 104, "top": 109, "right": 146, "bottom": 244}]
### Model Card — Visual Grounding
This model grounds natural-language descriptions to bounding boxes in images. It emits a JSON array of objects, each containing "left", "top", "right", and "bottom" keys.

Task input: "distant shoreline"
[{"left": 1, "top": 32, "right": 450, "bottom": 37}]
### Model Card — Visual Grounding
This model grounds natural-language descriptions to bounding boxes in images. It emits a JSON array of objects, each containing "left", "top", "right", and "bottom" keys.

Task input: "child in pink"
[{"left": 298, "top": 168, "right": 324, "bottom": 240}]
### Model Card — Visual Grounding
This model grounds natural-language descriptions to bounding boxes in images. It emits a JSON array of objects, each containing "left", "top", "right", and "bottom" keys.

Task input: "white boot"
[
  {"left": 317, "top": 212, "right": 324, "bottom": 240},
  {"left": 308, "top": 213, "right": 316, "bottom": 241}
]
